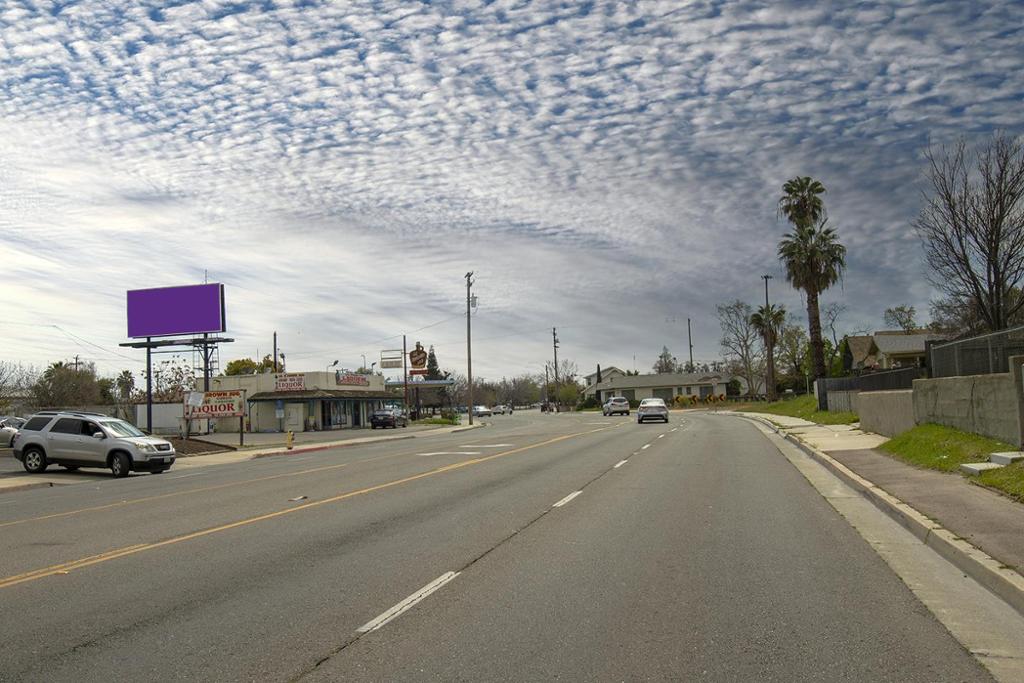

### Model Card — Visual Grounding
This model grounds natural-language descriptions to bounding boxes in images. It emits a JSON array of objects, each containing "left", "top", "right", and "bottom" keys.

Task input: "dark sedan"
[{"left": 370, "top": 409, "right": 408, "bottom": 429}]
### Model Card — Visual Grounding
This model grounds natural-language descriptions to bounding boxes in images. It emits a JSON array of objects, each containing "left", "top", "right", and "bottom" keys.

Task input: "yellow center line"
[
  {"left": 0, "top": 449, "right": 427, "bottom": 529},
  {"left": 0, "top": 426, "right": 612, "bottom": 590}
]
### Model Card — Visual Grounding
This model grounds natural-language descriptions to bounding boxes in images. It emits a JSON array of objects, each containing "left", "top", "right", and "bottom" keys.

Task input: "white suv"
[
  {"left": 602, "top": 397, "right": 630, "bottom": 416},
  {"left": 13, "top": 412, "right": 176, "bottom": 478}
]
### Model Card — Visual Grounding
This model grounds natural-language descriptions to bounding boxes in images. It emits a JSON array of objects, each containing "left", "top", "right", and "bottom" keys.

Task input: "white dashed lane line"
[
  {"left": 357, "top": 571, "right": 461, "bottom": 634},
  {"left": 418, "top": 452, "right": 481, "bottom": 457},
  {"left": 614, "top": 460, "right": 628, "bottom": 469},
  {"left": 641, "top": 444, "right": 651, "bottom": 450},
  {"left": 552, "top": 491, "right": 582, "bottom": 508},
  {"left": 461, "top": 444, "right": 513, "bottom": 448}
]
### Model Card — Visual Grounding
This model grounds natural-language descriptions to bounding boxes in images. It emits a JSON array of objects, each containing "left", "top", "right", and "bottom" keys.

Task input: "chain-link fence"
[{"left": 929, "top": 325, "right": 1024, "bottom": 378}]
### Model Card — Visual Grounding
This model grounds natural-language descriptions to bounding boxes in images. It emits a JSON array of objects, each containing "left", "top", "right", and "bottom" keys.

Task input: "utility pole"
[
  {"left": 762, "top": 274, "right": 775, "bottom": 401},
  {"left": 403, "top": 334, "right": 409, "bottom": 417},
  {"left": 466, "top": 272, "right": 475, "bottom": 425},
  {"left": 273, "top": 331, "right": 278, "bottom": 373},
  {"left": 687, "top": 318, "right": 694, "bottom": 372},
  {"left": 552, "top": 327, "right": 560, "bottom": 412}
]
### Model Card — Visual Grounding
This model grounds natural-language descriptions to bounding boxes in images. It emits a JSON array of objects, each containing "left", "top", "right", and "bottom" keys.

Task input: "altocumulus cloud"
[{"left": 0, "top": 0, "right": 1022, "bottom": 378}]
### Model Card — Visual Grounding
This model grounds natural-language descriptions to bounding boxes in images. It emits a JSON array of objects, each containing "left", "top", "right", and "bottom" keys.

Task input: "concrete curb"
[
  {"left": 735, "top": 412, "right": 1024, "bottom": 619},
  {"left": 0, "top": 480, "right": 72, "bottom": 495}
]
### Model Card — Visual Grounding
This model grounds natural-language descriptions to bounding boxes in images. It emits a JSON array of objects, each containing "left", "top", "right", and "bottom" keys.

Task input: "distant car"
[
  {"left": 637, "top": 398, "right": 669, "bottom": 423},
  {"left": 1, "top": 417, "right": 25, "bottom": 447},
  {"left": 493, "top": 405, "right": 508, "bottom": 415},
  {"left": 13, "top": 411, "right": 175, "bottom": 477},
  {"left": 370, "top": 409, "right": 408, "bottom": 429},
  {"left": 602, "top": 397, "right": 630, "bottom": 416},
  {"left": 472, "top": 405, "right": 493, "bottom": 417}
]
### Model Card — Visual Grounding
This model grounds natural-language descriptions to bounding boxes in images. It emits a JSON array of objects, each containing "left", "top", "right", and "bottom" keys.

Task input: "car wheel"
[
  {"left": 110, "top": 453, "right": 131, "bottom": 478},
  {"left": 22, "top": 447, "right": 47, "bottom": 474}
]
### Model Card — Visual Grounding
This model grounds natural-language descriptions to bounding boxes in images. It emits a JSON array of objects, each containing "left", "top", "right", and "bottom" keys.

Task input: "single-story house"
[
  {"left": 585, "top": 372, "right": 730, "bottom": 404},
  {"left": 843, "top": 331, "right": 949, "bottom": 372}
]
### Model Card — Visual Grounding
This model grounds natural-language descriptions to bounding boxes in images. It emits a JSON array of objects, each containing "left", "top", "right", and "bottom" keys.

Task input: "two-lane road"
[{"left": 0, "top": 412, "right": 996, "bottom": 680}]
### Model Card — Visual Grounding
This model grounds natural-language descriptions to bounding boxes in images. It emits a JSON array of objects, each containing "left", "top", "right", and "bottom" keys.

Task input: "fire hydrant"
[{"left": 286, "top": 431, "right": 294, "bottom": 450}]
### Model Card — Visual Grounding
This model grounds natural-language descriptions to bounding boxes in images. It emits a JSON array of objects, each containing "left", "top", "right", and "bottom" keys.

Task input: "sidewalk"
[{"left": 735, "top": 410, "right": 1024, "bottom": 614}]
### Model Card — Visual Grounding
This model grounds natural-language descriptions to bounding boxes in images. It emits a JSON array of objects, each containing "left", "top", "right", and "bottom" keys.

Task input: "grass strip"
[{"left": 725, "top": 394, "right": 859, "bottom": 425}]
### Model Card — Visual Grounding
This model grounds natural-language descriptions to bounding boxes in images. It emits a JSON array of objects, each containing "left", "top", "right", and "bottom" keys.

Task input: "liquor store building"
[{"left": 210, "top": 371, "right": 401, "bottom": 433}]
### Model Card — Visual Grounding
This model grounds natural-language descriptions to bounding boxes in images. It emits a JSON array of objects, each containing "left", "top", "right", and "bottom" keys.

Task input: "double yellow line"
[{"left": 0, "top": 427, "right": 610, "bottom": 590}]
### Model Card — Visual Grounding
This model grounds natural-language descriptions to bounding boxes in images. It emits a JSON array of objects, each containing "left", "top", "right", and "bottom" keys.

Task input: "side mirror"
[{"left": 92, "top": 432, "right": 105, "bottom": 440}]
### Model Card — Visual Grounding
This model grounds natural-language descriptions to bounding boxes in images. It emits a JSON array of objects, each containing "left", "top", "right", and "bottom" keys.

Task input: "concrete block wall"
[
  {"left": 827, "top": 389, "right": 859, "bottom": 413},
  {"left": 912, "top": 373, "right": 1022, "bottom": 447},
  {"left": 856, "top": 390, "right": 915, "bottom": 437}
]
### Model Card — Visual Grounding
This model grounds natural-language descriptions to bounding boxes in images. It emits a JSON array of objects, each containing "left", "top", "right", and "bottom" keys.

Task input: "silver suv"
[
  {"left": 602, "top": 397, "right": 630, "bottom": 416},
  {"left": 12, "top": 411, "right": 176, "bottom": 478}
]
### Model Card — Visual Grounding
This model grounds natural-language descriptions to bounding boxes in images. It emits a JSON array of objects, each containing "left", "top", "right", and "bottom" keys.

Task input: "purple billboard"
[{"left": 127, "top": 283, "right": 226, "bottom": 338}]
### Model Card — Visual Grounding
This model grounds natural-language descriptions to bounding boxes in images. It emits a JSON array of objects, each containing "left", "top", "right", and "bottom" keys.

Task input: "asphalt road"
[{"left": 0, "top": 411, "right": 993, "bottom": 681}]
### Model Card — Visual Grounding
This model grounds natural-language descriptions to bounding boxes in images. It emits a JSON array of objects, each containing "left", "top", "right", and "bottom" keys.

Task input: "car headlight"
[{"left": 139, "top": 444, "right": 158, "bottom": 453}]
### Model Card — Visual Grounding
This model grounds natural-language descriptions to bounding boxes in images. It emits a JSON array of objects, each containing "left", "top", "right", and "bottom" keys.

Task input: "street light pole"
[
  {"left": 466, "top": 272, "right": 475, "bottom": 425},
  {"left": 326, "top": 359, "right": 338, "bottom": 374},
  {"left": 762, "top": 274, "right": 774, "bottom": 401}
]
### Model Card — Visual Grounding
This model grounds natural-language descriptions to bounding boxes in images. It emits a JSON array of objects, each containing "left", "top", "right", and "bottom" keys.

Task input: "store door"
[{"left": 285, "top": 403, "right": 304, "bottom": 432}]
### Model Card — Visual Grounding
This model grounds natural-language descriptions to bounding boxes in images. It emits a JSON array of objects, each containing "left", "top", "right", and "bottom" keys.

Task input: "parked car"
[
  {"left": 493, "top": 405, "right": 508, "bottom": 415},
  {"left": 1, "top": 416, "right": 25, "bottom": 447},
  {"left": 12, "top": 411, "right": 176, "bottom": 477},
  {"left": 472, "top": 405, "right": 493, "bottom": 417},
  {"left": 637, "top": 398, "right": 670, "bottom": 423},
  {"left": 370, "top": 409, "right": 408, "bottom": 429},
  {"left": 602, "top": 397, "right": 630, "bottom": 416}
]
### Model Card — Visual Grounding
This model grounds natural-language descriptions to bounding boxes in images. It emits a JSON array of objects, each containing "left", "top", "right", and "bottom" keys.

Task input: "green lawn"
[
  {"left": 879, "top": 423, "right": 1014, "bottom": 473},
  {"left": 726, "top": 394, "right": 859, "bottom": 425},
  {"left": 879, "top": 423, "right": 1024, "bottom": 502}
]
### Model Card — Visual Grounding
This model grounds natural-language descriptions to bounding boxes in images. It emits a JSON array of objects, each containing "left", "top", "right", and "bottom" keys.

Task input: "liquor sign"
[
  {"left": 184, "top": 390, "right": 245, "bottom": 419},
  {"left": 380, "top": 349, "right": 403, "bottom": 369},
  {"left": 409, "top": 341, "right": 428, "bottom": 376},
  {"left": 275, "top": 373, "right": 306, "bottom": 392},
  {"left": 336, "top": 372, "right": 370, "bottom": 387}
]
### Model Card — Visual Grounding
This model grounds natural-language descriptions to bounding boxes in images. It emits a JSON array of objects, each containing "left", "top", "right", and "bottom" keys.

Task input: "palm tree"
[
  {"left": 778, "top": 218, "right": 846, "bottom": 379},
  {"left": 778, "top": 176, "right": 827, "bottom": 229},
  {"left": 750, "top": 304, "right": 786, "bottom": 401}
]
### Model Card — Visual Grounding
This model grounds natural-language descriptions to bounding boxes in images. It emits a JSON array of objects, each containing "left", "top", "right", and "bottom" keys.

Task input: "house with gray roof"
[
  {"left": 872, "top": 331, "right": 948, "bottom": 369},
  {"left": 585, "top": 372, "right": 729, "bottom": 404}
]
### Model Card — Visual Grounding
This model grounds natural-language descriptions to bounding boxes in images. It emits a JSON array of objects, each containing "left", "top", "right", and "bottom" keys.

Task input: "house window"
[{"left": 686, "top": 387, "right": 692, "bottom": 395}]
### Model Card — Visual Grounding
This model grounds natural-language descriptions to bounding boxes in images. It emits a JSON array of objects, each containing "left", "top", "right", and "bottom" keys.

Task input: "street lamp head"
[{"left": 331, "top": 360, "right": 338, "bottom": 367}]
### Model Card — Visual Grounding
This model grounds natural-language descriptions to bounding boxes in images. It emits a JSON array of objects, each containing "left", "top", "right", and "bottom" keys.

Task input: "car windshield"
[
  {"left": 100, "top": 420, "right": 146, "bottom": 438},
  {"left": 641, "top": 399, "right": 665, "bottom": 406}
]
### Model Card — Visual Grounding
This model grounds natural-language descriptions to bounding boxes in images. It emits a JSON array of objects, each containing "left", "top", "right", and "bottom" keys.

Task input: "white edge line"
[
  {"left": 552, "top": 491, "right": 582, "bottom": 507},
  {"left": 357, "top": 571, "right": 460, "bottom": 633},
  {"left": 614, "top": 460, "right": 627, "bottom": 468}
]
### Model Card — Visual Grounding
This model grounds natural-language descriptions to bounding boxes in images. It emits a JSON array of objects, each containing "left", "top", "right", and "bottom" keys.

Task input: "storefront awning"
[{"left": 249, "top": 390, "right": 401, "bottom": 402}]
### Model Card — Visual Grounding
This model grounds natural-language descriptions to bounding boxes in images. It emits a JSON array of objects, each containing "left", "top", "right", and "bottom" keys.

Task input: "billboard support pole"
[
  {"left": 146, "top": 337, "right": 153, "bottom": 434},
  {"left": 403, "top": 335, "right": 409, "bottom": 414}
]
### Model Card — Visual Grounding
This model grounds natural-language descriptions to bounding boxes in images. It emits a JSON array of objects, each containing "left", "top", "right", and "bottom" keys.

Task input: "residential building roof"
[
  {"left": 584, "top": 366, "right": 624, "bottom": 382},
  {"left": 590, "top": 372, "right": 727, "bottom": 391},
  {"left": 845, "top": 335, "right": 877, "bottom": 366},
  {"left": 873, "top": 331, "right": 948, "bottom": 356}
]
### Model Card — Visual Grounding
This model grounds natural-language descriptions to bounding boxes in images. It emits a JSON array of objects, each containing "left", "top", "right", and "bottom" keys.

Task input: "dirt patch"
[{"left": 168, "top": 437, "right": 232, "bottom": 457}]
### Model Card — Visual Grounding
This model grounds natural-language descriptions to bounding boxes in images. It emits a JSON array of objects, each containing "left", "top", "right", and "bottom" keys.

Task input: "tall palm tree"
[
  {"left": 778, "top": 176, "right": 827, "bottom": 229},
  {"left": 778, "top": 218, "right": 846, "bottom": 379},
  {"left": 750, "top": 304, "right": 786, "bottom": 401}
]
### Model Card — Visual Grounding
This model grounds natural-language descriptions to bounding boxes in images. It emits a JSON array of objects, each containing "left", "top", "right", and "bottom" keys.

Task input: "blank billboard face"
[{"left": 127, "top": 283, "right": 225, "bottom": 338}]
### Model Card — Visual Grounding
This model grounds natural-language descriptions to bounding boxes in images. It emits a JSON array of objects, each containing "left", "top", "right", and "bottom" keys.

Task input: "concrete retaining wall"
[
  {"left": 913, "top": 373, "right": 1022, "bottom": 447},
  {"left": 856, "top": 390, "right": 915, "bottom": 437},
  {"left": 827, "top": 389, "right": 859, "bottom": 413}
]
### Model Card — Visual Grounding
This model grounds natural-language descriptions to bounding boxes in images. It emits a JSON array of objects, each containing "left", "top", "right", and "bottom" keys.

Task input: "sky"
[{"left": 1, "top": 0, "right": 1023, "bottom": 384}]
